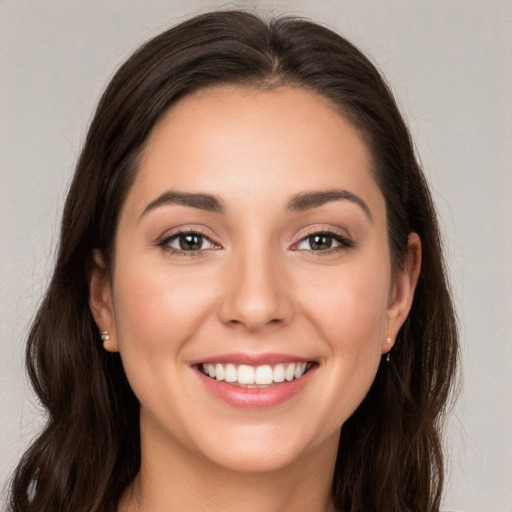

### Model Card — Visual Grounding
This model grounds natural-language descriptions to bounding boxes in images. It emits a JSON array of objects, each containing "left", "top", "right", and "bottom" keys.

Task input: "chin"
[
  {"left": 192, "top": 423, "right": 334, "bottom": 475},
  {"left": 206, "top": 445, "right": 306, "bottom": 474}
]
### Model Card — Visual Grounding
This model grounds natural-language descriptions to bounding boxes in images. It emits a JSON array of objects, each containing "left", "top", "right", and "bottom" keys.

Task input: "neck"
[{"left": 119, "top": 419, "right": 339, "bottom": 512}]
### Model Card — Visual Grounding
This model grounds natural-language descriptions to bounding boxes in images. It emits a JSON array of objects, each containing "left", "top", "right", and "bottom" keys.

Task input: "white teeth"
[
  {"left": 285, "top": 363, "right": 295, "bottom": 381},
  {"left": 215, "top": 363, "right": 225, "bottom": 381},
  {"left": 201, "top": 361, "right": 311, "bottom": 386},
  {"left": 273, "top": 363, "right": 285, "bottom": 382},
  {"left": 255, "top": 365, "right": 273, "bottom": 385},
  {"left": 238, "top": 365, "right": 255, "bottom": 385},
  {"left": 225, "top": 363, "right": 237, "bottom": 382}
]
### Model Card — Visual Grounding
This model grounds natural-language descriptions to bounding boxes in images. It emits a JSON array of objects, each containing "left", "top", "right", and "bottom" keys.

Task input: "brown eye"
[
  {"left": 294, "top": 231, "right": 353, "bottom": 252},
  {"left": 160, "top": 231, "right": 217, "bottom": 252},
  {"left": 179, "top": 233, "right": 204, "bottom": 251},
  {"left": 308, "top": 234, "right": 334, "bottom": 251}
]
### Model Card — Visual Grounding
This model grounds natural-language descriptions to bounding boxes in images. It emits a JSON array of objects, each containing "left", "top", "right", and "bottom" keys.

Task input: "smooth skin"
[{"left": 89, "top": 86, "right": 421, "bottom": 512}]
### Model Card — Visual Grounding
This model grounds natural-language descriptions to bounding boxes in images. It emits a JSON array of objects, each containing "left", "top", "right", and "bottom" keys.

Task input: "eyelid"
[{"left": 298, "top": 225, "right": 350, "bottom": 239}]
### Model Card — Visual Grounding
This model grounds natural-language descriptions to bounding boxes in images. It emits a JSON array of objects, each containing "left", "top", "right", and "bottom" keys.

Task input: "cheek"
[
  {"left": 302, "top": 267, "right": 389, "bottom": 422},
  {"left": 110, "top": 258, "right": 222, "bottom": 433},
  {"left": 300, "top": 264, "right": 390, "bottom": 352},
  {"left": 112, "top": 258, "right": 218, "bottom": 358}
]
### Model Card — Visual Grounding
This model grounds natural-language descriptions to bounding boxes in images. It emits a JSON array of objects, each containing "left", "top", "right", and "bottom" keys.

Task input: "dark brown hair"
[{"left": 9, "top": 10, "right": 458, "bottom": 512}]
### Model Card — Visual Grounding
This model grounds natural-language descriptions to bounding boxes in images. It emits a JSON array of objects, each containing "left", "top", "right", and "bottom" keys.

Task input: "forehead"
[{"left": 124, "top": 85, "right": 384, "bottom": 221}]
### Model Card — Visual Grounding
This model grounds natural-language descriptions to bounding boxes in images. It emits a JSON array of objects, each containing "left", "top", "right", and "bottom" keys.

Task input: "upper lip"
[{"left": 190, "top": 352, "right": 315, "bottom": 366}]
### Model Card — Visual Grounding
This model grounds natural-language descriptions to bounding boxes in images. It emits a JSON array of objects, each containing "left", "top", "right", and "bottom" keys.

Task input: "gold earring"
[{"left": 386, "top": 337, "right": 392, "bottom": 362}]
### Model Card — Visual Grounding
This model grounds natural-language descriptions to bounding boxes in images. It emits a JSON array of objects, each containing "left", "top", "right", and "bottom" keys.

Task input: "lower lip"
[{"left": 195, "top": 366, "right": 316, "bottom": 409}]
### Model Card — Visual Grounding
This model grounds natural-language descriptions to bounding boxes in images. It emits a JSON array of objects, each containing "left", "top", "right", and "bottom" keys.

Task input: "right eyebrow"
[{"left": 140, "top": 190, "right": 225, "bottom": 219}]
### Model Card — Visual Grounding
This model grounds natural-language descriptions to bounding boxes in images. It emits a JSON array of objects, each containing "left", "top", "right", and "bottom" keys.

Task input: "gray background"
[{"left": 1, "top": 1, "right": 511, "bottom": 511}]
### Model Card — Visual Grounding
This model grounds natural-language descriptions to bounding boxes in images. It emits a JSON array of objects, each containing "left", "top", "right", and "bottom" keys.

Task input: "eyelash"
[{"left": 158, "top": 228, "right": 354, "bottom": 257}]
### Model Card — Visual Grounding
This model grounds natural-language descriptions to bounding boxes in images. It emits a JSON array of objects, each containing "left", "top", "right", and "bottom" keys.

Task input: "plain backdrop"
[{"left": 1, "top": 1, "right": 511, "bottom": 511}]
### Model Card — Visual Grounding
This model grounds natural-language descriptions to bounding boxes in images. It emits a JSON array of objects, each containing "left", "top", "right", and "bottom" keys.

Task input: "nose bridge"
[{"left": 219, "top": 234, "right": 291, "bottom": 331}]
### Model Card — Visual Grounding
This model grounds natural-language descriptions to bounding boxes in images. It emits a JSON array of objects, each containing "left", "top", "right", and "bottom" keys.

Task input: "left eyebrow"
[{"left": 286, "top": 189, "right": 373, "bottom": 221}]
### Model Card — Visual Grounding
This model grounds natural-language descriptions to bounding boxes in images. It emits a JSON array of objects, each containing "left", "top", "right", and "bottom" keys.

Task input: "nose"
[{"left": 218, "top": 245, "right": 293, "bottom": 332}]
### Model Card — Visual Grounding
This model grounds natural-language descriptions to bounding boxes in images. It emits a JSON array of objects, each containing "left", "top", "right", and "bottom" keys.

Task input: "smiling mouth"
[{"left": 197, "top": 362, "right": 315, "bottom": 388}]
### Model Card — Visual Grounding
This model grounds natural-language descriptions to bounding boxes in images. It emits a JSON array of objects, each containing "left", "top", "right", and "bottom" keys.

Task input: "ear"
[
  {"left": 87, "top": 249, "right": 119, "bottom": 352},
  {"left": 383, "top": 233, "right": 422, "bottom": 353}
]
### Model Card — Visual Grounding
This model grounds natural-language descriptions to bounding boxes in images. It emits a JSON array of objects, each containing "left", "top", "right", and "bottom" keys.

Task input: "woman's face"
[{"left": 90, "top": 86, "right": 418, "bottom": 474}]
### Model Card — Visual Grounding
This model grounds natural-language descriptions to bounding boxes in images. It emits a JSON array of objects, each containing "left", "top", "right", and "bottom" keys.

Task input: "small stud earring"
[
  {"left": 385, "top": 337, "right": 392, "bottom": 362},
  {"left": 100, "top": 330, "right": 111, "bottom": 350}
]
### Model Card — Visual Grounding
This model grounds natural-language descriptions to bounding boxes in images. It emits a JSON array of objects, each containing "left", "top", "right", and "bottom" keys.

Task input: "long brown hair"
[{"left": 9, "top": 10, "right": 458, "bottom": 512}]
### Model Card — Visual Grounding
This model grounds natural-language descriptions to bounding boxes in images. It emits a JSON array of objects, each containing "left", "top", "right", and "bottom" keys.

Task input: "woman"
[{"left": 9, "top": 10, "right": 458, "bottom": 512}]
